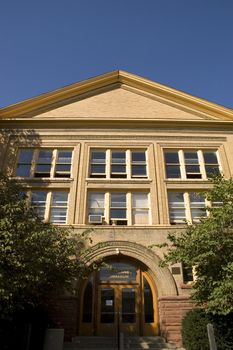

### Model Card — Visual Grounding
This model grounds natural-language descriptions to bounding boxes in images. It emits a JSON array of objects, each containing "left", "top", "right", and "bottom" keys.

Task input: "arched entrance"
[{"left": 79, "top": 257, "right": 158, "bottom": 336}]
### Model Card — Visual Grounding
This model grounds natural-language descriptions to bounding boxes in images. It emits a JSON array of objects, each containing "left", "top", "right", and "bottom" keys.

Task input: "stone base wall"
[
  {"left": 48, "top": 297, "right": 78, "bottom": 341},
  {"left": 158, "top": 296, "right": 195, "bottom": 347}
]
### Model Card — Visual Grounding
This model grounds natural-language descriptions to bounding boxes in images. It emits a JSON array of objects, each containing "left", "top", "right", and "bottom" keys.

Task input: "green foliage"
[
  {"left": 0, "top": 173, "right": 88, "bottom": 317},
  {"left": 182, "top": 309, "right": 233, "bottom": 350},
  {"left": 160, "top": 176, "right": 233, "bottom": 314},
  {"left": 182, "top": 309, "right": 209, "bottom": 350}
]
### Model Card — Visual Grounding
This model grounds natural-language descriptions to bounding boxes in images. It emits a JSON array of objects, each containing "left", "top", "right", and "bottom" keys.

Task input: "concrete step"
[{"left": 63, "top": 336, "right": 180, "bottom": 350}]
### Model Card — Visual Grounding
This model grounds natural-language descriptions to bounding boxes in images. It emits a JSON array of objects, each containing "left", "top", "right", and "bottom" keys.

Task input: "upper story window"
[
  {"left": 31, "top": 190, "right": 68, "bottom": 224},
  {"left": 168, "top": 191, "right": 207, "bottom": 224},
  {"left": 164, "top": 150, "right": 220, "bottom": 180},
  {"left": 15, "top": 148, "right": 73, "bottom": 178},
  {"left": 88, "top": 191, "right": 150, "bottom": 226},
  {"left": 89, "top": 149, "right": 147, "bottom": 179}
]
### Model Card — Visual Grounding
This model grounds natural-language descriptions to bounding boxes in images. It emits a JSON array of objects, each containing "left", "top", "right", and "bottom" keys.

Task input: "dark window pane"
[
  {"left": 18, "top": 149, "right": 33, "bottom": 163},
  {"left": 82, "top": 280, "right": 93, "bottom": 322},
  {"left": 166, "top": 165, "right": 181, "bottom": 178},
  {"left": 111, "top": 193, "right": 126, "bottom": 207},
  {"left": 38, "top": 150, "right": 52, "bottom": 163},
  {"left": 91, "top": 151, "right": 106, "bottom": 163},
  {"left": 165, "top": 152, "right": 179, "bottom": 164},
  {"left": 101, "top": 288, "right": 114, "bottom": 323},
  {"left": 112, "top": 151, "right": 126, "bottom": 163},
  {"left": 132, "top": 152, "right": 146, "bottom": 162},
  {"left": 184, "top": 152, "right": 199, "bottom": 164},
  {"left": 110, "top": 209, "right": 126, "bottom": 219},
  {"left": 132, "top": 165, "right": 146, "bottom": 176},
  {"left": 144, "top": 278, "right": 154, "bottom": 323},
  {"left": 57, "top": 151, "right": 72, "bottom": 163},
  {"left": 16, "top": 164, "right": 31, "bottom": 177},
  {"left": 182, "top": 264, "right": 194, "bottom": 282},
  {"left": 56, "top": 164, "right": 71, "bottom": 172},
  {"left": 205, "top": 166, "right": 220, "bottom": 177},
  {"left": 186, "top": 165, "right": 200, "bottom": 173},
  {"left": 203, "top": 152, "right": 218, "bottom": 164},
  {"left": 122, "top": 289, "right": 136, "bottom": 323},
  {"left": 32, "top": 191, "right": 47, "bottom": 204},
  {"left": 111, "top": 165, "right": 126, "bottom": 173},
  {"left": 91, "top": 164, "right": 106, "bottom": 173}
]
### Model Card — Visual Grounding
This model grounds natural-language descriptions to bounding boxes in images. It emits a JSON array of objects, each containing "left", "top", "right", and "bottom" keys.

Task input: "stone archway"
[{"left": 83, "top": 240, "right": 178, "bottom": 298}]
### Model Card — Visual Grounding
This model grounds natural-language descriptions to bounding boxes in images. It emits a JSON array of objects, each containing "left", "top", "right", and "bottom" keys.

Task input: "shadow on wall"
[{"left": 0, "top": 128, "right": 42, "bottom": 175}]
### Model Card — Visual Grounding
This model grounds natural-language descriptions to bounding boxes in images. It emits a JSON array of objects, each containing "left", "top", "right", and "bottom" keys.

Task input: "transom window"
[
  {"left": 168, "top": 191, "right": 207, "bottom": 224},
  {"left": 88, "top": 192, "right": 150, "bottom": 225},
  {"left": 15, "top": 148, "right": 73, "bottom": 178},
  {"left": 89, "top": 149, "right": 147, "bottom": 179},
  {"left": 164, "top": 150, "right": 220, "bottom": 179},
  {"left": 31, "top": 190, "right": 68, "bottom": 224}
]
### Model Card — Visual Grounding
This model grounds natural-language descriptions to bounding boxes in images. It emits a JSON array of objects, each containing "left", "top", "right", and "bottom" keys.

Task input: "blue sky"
[{"left": 0, "top": 0, "right": 233, "bottom": 108}]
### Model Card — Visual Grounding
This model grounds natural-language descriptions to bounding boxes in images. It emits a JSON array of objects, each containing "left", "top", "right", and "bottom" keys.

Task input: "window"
[
  {"left": 89, "top": 149, "right": 147, "bottom": 179},
  {"left": 90, "top": 151, "right": 106, "bottom": 178},
  {"left": 132, "top": 193, "right": 149, "bottom": 224},
  {"left": 182, "top": 263, "right": 194, "bottom": 283},
  {"left": 168, "top": 191, "right": 207, "bottom": 224},
  {"left": 88, "top": 193, "right": 105, "bottom": 216},
  {"left": 15, "top": 148, "right": 73, "bottom": 178},
  {"left": 110, "top": 193, "right": 127, "bottom": 222},
  {"left": 111, "top": 151, "right": 126, "bottom": 178},
  {"left": 131, "top": 151, "right": 147, "bottom": 177},
  {"left": 88, "top": 192, "right": 150, "bottom": 225},
  {"left": 55, "top": 150, "right": 72, "bottom": 178},
  {"left": 35, "top": 150, "right": 53, "bottom": 177},
  {"left": 16, "top": 149, "right": 34, "bottom": 177},
  {"left": 31, "top": 190, "right": 68, "bottom": 224},
  {"left": 164, "top": 150, "right": 220, "bottom": 179}
]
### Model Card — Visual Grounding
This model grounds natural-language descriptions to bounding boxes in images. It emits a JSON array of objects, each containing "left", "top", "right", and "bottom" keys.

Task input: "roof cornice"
[{"left": 0, "top": 70, "right": 233, "bottom": 120}]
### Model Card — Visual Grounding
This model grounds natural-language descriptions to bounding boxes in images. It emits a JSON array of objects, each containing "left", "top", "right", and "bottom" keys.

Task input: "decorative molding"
[{"left": 83, "top": 240, "right": 178, "bottom": 297}]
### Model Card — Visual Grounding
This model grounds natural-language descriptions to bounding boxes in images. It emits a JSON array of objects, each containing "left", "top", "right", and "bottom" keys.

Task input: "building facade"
[{"left": 1, "top": 71, "right": 233, "bottom": 346}]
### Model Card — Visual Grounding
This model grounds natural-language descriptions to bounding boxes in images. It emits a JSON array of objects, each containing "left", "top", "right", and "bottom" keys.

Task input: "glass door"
[
  {"left": 120, "top": 286, "right": 139, "bottom": 335},
  {"left": 97, "top": 286, "right": 117, "bottom": 336}
]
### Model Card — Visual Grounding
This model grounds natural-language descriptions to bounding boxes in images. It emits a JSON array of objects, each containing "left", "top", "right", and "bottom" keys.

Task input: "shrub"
[
  {"left": 182, "top": 309, "right": 209, "bottom": 350},
  {"left": 182, "top": 309, "right": 233, "bottom": 350}
]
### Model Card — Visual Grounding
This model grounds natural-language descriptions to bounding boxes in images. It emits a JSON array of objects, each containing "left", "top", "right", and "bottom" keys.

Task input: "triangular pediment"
[
  {"left": 1, "top": 71, "right": 232, "bottom": 122},
  {"left": 31, "top": 85, "right": 216, "bottom": 121}
]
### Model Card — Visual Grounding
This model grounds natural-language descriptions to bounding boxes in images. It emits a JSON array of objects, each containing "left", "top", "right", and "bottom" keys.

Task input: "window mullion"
[
  {"left": 31, "top": 149, "right": 38, "bottom": 177},
  {"left": 45, "top": 192, "right": 52, "bottom": 222},
  {"left": 105, "top": 192, "right": 110, "bottom": 224},
  {"left": 179, "top": 150, "right": 186, "bottom": 179},
  {"left": 126, "top": 150, "right": 131, "bottom": 179},
  {"left": 51, "top": 149, "right": 57, "bottom": 178},
  {"left": 184, "top": 192, "right": 192, "bottom": 224},
  {"left": 106, "top": 150, "right": 111, "bottom": 179},
  {"left": 127, "top": 192, "right": 132, "bottom": 225},
  {"left": 198, "top": 150, "right": 206, "bottom": 179}
]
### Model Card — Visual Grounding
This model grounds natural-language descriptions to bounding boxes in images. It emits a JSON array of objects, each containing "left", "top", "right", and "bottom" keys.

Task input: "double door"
[{"left": 97, "top": 284, "right": 140, "bottom": 336}]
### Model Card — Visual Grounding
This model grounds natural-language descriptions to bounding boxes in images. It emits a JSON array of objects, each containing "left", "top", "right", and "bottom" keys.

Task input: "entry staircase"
[{"left": 63, "top": 336, "right": 183, "bottom": 350}]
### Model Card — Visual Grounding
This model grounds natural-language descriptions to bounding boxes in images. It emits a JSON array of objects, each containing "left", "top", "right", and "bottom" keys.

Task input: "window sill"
[
  {"left": 86, "top": 178, "right": 152, "bottom": 184},
  {"left": 11, "top": 177, "right": 74, "bottom": 183},
  {"left": 165, "top": 179, "right": 210, "bottom": 184},
  {"left": 180, "top": 283, "right": 193, "bottom": 289}
]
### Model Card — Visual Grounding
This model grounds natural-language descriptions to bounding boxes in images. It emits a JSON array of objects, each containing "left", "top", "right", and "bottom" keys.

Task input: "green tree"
[
  {"left": 160, "top": 177, "right": 233, "bottom": 315},
  {"left": 0, "top": 173, "right": 88, "bottom": 317}
]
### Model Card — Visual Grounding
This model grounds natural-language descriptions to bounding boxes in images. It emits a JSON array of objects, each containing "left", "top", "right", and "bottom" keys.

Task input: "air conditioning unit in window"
[{"left": 88, "top": 215, "right": 103, "bottom": 224}]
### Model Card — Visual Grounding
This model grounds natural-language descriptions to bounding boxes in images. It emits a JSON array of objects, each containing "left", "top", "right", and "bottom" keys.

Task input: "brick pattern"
[
  {"left": 48, "top": 297, "right": 78, "bottom": 341},
  {"left": 158, "top": 296, "right": 195, "bottom": 346}
]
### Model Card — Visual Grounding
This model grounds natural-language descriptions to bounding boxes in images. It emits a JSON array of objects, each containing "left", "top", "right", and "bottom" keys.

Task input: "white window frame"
[
  {"left": 29, "top": 190, "right": 69, "bottom": 224},
  {"left": 15, "top": 148, "right": 73, "bottom": 178},
  {"left": 168, "top": 191, "right": 209, "bottom": 225},
  {"left": 164, "top": 149, "right": 221, "bottom": 180},
  {"left": 89, "top": 149, "right": 148, "bottom": 179},
  {"left": 87, "top": 191, "right": 150, "bottom": 226}
]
